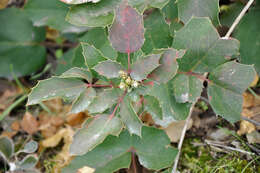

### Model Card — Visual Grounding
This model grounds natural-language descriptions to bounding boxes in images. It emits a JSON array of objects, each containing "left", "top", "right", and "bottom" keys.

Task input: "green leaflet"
[
  {"left": 208, "top": 61, "right": 256, "bottom": 123},
  {"left": 173, "top": 17, "right": 239, "bottom": 73},
  {"left": 63, "top": 126, "right": 178, "bottom": 172}
]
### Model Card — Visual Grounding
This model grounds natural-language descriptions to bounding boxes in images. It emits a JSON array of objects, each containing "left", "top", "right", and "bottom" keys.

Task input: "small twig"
[
  {"left": 205, "top": 139, "right": 255, "bottom": 156},
  {"left": 171, "top": 102, "right": 196, "bottom": 173},
  {"left": 223, "top": 0, "right": 255, "bottom": 39}
]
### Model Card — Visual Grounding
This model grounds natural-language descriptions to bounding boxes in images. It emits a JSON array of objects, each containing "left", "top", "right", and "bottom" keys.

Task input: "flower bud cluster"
[{"left": 118, "top": 70, "right": 139, "bottom": 92}]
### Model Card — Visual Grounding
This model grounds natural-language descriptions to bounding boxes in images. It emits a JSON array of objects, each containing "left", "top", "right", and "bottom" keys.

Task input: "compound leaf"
[
  {"left": 208, "top": 61, "right": 256, "bottom": 123},
  {"left": 70, "top": 114, "right": 123, "bottom": 155},
  {"left": 109, "top": 1, "right": 145, "bottom": 53}
]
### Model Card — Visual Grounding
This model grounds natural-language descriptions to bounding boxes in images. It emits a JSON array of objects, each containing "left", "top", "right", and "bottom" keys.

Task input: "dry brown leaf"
[
  {"left": 1, "top": 131, "right": 17, "bottom": 138},
  {"left": 20, "top": 112, "right": 39, "bottom": 134},
  {"left": 11, "top": 121, "right": 20, "bottom": 131},
  {"left": 163, "top": 119, "right": 193, "bottom": 143},
  {"left": 66, "top": 112, "right": 87, "bottom": 127},
  {"left": 243, "top": 92, "right": 255, "bottom": 108},
  {"left": 0, "top": 0, "right": 9, "bottom": 9},
  {"left": 250, "top": 74, "right": 259, "bottom": 87},
  {"left": 42, "top": 128, "right": 68, "bottom": 147},
  {"left": 52, "top": 127, "right": 74, "bottom": 173},
  {"left": 77, "top": 166, "right": 95, "bottom": 173},
  {"left": 237, "top": 120, "right": 256, "bottom": 136},
  {"left": 46, "top": 27, "right": 60, "bottom": 41}
]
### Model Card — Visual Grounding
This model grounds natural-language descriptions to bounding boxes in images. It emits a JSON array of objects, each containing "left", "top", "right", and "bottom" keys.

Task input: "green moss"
[{"left": 179, "top": 138, "right": 260, "bottom": 173}]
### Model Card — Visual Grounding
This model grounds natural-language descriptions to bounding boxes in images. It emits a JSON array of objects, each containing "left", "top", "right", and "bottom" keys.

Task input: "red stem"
[
  {"left": 86, "top": 84, "right": 113, "bottom": 88},
  {"left": 127, "top": 52, "right": 131, "bottom": 74},
  {"left": 109, "top": 91, "right": 127, "bottom": 120},
  {"left": 179, "top": 71, "right": 211, "bottom": 83}
]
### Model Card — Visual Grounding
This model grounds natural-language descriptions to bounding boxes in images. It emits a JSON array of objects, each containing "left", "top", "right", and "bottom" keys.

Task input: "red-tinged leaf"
[
  {"left": 130, "top": 54, "right": 161, "bottom": 81},
  {"left": 149, "top": 49, "right": 185, "bottom": 83},
  {"left": 109, "top": 1, "right": 145, "bottom": 53}
]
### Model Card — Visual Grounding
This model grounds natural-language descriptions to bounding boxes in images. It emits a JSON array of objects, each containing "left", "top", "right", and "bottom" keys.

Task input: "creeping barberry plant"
[{"left": 26, "top": 0, "right": 257, "bottom": 172}]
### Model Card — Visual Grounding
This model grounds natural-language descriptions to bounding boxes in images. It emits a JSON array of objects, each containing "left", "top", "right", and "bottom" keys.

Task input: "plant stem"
[
  {"left": 171, "top": 102, "right": 196, "bottom": 173},
  {"left": 248, "top": 87, "right": 260, "bottom": 100},
  {"left": 223, "top": 0, "right": 255, "bottom": 39},
  {"left": 0, "top": 94, "right": 27, "bottom": 121},
  {"left": 179, "top": 71, "right": 211, "bottom": 83},
  {"left": 109, "top": 91, "right": 127, "bottom": 119},
  {"left": 86, "top": 84, "right": 113, "bottom": 88},
  {"left": 127, "top": 52, "right": 131, "bottom": 74}
]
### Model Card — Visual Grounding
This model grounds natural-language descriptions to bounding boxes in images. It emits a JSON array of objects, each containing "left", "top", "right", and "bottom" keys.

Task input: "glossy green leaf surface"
[
  {"left": 0, "top": 8, "right": 46, "bottom": 78},
  {"left": 60, "top": 67, "right": 92, "bottom": 83},
  {"left": 173, "top": 17, "right": 239, "bottom": 73},
  {"left": 177, "top": 0, "right": 220, "bottom": 26},
  {"left": 143, "top": 95, "right": 163, "bottom": 120},
  {"left": 27, "top": 77, "right": 86, "bottom": 105},
  {"left": 24, "top": 0, "right": 87, "bottom": 33},
  {"left": 80, "top": 28, "right": 117, "bottom": 60},
  {"left": 234, "top": 9, "right": 260, "bottom": 75},
  {"left": 120, "top": 96, "right": 143, "bottom": 136},
  {"left": 130, "top": 54, "right": 161, "bottom": 81},
  {"left": 148, "top": 83, "right": 191, "bottom": 127},
  {"left": 208, "top": 61, "right": 256, "bottom": 123},
  {"left": 94, "top": 60, "right": 124, "bottom": 79},
  {"left": 70, "top": 87, "right": 96, "bottom": 114},
  {"left": 142, "top": 10, "right": 172, "bottom": 54},
  {"left": 171, "top": 73, "right": 203, "bottom": 103},
  {"left": 87, "top": 89, "right": 121, "bottom": 114},
  {"left": 63, "top": 127, "right": 177, "bottom": 172},
  {"left": 149, "top": 49, "right": 185, "bottom": 83},
  {"left": 128, "top": 0, "right": 169, "bottom": 14},
  {"left": 66, "top": 0, "right": 121, "bottom": 27},
  {"left": 70, "top": 114, "right": 123, "bottom": 155},
  {"left": 82, "top": 43, "right": 107, "bottom": 69}
]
